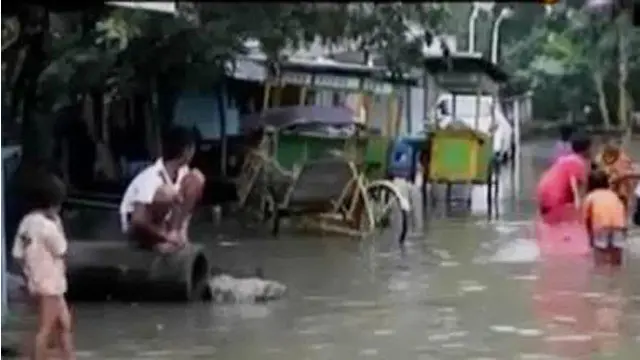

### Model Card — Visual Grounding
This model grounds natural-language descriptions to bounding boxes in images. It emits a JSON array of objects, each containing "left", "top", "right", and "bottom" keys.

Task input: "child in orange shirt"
[
  {"left": 596, "top": 143, "right": 640, "bottom": 209},
  {"left": 12, "top": 172, "right": 75, "bottom": 360},
  {"left": 583, "top": 170, "right": 627, "bottom": 266}
]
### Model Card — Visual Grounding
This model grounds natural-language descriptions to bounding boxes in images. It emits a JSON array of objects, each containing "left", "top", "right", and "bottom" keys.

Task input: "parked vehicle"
[{"left": 433, "top": 94, "right": 514, "bottom": 163}]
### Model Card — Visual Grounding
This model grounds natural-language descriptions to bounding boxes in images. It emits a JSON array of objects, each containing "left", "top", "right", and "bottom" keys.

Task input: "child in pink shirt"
[
  {"left": 12, "top": 173, "right": 75, "bottom": 360},
  {"left": 536, "top": 135, "right": 592, "bottom": 224}
]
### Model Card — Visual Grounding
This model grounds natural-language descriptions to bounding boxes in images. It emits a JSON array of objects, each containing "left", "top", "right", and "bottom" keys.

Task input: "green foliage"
[
  {"left": 500, "top": 2, "right": 640, "bottom": 125},
  {"left": 11, "top": 3, "right": 451, "bottom": 113}
]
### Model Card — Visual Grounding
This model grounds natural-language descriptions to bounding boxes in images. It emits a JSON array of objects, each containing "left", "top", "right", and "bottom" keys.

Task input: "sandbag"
[{"left": 66, "top": 241, "right": 211, "bottom": 302}]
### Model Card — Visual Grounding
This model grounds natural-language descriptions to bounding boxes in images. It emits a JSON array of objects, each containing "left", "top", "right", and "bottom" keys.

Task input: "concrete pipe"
[{"left": 65, "top": 241, "right": 212, "bottom": 302}]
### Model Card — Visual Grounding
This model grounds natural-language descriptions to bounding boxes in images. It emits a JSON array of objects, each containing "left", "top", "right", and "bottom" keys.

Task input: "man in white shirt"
[{"left": 119, "top": 126, "right": 205, "bottom": 252}]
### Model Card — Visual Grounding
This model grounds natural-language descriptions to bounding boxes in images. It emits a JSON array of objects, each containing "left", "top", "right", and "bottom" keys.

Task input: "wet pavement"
[{"left": 3, "top": 139, "right": 640, "bottom": 359}]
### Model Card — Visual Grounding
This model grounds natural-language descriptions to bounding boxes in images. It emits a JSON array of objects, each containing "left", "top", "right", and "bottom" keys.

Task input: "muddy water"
[{"left": 4, "top": 140, "right": 640, "bottom": 359}]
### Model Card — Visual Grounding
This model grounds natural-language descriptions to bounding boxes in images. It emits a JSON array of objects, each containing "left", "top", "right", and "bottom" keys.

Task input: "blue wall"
[{"left": 173, "top": 90, "right": 240, "bottom": 140}]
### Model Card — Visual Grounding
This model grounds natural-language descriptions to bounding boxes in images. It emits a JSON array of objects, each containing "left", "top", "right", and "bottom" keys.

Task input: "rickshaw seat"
[{"left": 273, "top": 156, "right": 356, "bottom": 212}]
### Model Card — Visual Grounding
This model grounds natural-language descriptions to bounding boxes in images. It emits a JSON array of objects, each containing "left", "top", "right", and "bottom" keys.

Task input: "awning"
[{"left": 423, "top": 53, "right": 509, "bottom": 95}]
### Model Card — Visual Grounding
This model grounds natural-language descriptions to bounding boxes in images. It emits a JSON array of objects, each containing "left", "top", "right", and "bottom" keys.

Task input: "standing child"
[
  {"left": 583, "top": 170, "right": 627, "bottom": 266},
  {"left": 595, "top": 142, "right": 640, "bottom": 210},
  {"left": 12, "top": 173, "right": 75, "bottom": 360}
]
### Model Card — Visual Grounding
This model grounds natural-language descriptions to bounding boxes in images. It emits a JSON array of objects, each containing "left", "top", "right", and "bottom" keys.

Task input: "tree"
[
  {"left": 498, "top": 1, "right": 640, "bottom": 129},
  {"left": 3, "top": 3, "right": 451, "bottom": 166}
]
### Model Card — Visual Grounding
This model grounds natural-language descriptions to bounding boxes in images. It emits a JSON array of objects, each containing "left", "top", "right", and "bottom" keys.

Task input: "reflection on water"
[
  {"left": 533, "top": 258, "right": 619, "bottom": 358},
  {"left": 3, "top": 140, "right": 640, "bottom": 359}
]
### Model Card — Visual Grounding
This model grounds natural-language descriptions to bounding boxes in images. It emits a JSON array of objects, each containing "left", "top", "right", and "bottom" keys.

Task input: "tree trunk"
[
  {"left": 20, "top": 6, "right": 51, "bottom": 166},
  {"left": 617, "top": 13, "right": 629, "bottom": 132},
  {"left": 622, "top": 90, "right": 634, "bottom": 148},
  {"left": 593, "top": 71, "right": 611, "bottom": 129},
  {"left": 215, "top": 86, "right": 227, "bottom": 176},
  {"left": 156, "top": 73, "right": 179, "bottom": 132}
]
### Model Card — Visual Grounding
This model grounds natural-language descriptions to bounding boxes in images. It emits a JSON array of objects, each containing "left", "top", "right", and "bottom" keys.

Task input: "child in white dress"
[{"left": 12, "top": 173, "right": 75, "bottom": 360}]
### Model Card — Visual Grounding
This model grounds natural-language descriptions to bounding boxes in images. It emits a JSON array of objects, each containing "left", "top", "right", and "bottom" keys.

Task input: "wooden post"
[
  {"left": 261, "top": 83, "right": 272, "bottom": 113},
  {"left": 298, "top": 86, "right": 308, "bottom": 105},
  {"left": 474, "top": 83, "right": 481, "bottom": 130},
  {"left": 405, "top": 85, "right": 412, "bottom": 135},
  {"left": 273, "top": 84, "right": 283, "bottom": 108},
  {"left": 151, "top": 77, "right": 161, "bottom": 158},
  {"left": 451, "top": 93, "right": 457, "bottom": 127},
  {"left": 421, "top": 71, "right": 429, "bottom": 213},
  {"left": 393, "top": 93, "right": 403, "bottom": 137},
  {"left": 386, "top": 94, "right": 395, "bottom": 137},
  {"left": 513, "top": 98, "right": 521, "bottom": 196},
  {"left": 216, "top": 86, "right": 228, "bottom": 177}
]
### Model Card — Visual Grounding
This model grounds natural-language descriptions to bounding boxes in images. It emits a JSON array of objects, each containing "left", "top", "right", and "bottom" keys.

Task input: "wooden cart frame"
[{"left": 234, "top": 57, "right": 417, "bottom": 245}]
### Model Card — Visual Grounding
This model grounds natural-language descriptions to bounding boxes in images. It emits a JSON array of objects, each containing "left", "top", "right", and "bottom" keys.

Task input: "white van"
[{"left": 433, "top": 94, "right": 514, "bottom": 163}]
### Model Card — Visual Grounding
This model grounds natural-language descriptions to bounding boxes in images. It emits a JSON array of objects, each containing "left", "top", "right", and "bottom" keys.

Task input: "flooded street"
[{"left": 4, "top": 140, "right": 640, "bottom": 359}]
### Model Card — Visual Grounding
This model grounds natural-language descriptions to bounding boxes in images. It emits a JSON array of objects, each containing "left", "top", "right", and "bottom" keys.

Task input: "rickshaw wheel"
[{"left": 365, "top": 182, "right": 408, "bottom": 247}]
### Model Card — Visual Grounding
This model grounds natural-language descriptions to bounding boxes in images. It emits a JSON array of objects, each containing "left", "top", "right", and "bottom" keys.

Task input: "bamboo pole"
[
  {"left": 298, "top": 86, "right": 308, "bottom": 105},
  {"left": 386, "top": 95, "right": 394, "bottom": 137},
  {"left": 474, "top": 84, "right": 481, "bottom": 130},
  {"left": 273, "top": 84, "right": 282, "bottom": 107},
  {"left": 393, "top": 94, "right": 403, "bottom": 137},
  {"left": 262, "top": 83, "right": 272, "bottom": 113}
]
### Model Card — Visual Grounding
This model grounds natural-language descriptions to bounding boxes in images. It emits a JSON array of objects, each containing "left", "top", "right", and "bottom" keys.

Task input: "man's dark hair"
[
  {"left": 570, "top": 133, "right": 591, "bottom": 155},
  {"left": 161, "top": 125, "right": 197, "bottom": 161},
  {"left": 559, "top": 124, "right": 574, "bottom": 142},
  {"left": 588, "top": 170, "right": 610, "bottom": 192},
  {"left": 23, "top": 171, "right": 66, "bottom": 212}
]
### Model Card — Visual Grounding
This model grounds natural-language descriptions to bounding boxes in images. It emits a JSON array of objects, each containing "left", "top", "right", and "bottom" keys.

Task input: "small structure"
[{"left": 420, "top": 53, "right": 510, "bottom": 217}]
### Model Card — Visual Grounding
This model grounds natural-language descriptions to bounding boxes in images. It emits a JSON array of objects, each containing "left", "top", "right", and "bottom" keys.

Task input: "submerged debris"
[{"left": 208, "top": 274, "right": 287, "bottom": 303}]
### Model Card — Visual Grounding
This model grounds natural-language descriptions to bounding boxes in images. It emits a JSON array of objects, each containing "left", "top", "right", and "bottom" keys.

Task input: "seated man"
[{"left": 119, "top": 126, "right": 205, "bottom": 252}]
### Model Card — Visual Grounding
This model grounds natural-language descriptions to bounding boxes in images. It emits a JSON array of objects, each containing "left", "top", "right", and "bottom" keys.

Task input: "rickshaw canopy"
[
  {"left": 423, "top": 53, "right": 509, "bottom": 95},
  {"left": 241, "top": 105, "right": 361, "bottom": 133}
]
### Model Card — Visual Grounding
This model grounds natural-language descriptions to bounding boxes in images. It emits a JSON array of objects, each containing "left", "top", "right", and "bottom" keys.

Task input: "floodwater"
[{"left": 4, "top": 140, "right": 640, "bottom": 359}]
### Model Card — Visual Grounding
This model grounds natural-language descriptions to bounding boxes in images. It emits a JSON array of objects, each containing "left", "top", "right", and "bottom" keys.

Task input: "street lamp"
[
  {"left": 468, "top": 3, "right": 480, "bottom": 53},
  {"left": 468, "top": 2, "right": 495, "bottom": 53},
  {"left": 490, "top": 7, "right": 514, "bottom": 64}
]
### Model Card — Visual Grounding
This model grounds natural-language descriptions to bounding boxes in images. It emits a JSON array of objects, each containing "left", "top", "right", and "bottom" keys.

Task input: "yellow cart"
[{"left": 420, "top": 54, "right": 509, "bottom": 218}]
